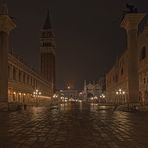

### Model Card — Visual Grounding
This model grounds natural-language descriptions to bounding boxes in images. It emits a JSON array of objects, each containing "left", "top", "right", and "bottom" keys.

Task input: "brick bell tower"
[{"left": 40, "top": 10, "right": 56, "bottom": 95}]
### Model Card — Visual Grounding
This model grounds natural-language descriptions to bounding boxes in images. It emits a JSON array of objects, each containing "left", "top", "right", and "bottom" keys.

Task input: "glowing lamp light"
[
  {"left": 94, "top": 96, "right": 98, "bottom": 99},
  {"left": 79, "top": 92, "right": 83, "bottom": 95},
  {"left": 119, "top": 89, "right": 122, "bottom": 92},
  {"left": 91, "top": 97, "right": 94, "bottom": 100},
  {"left": 100, "top": 94, "right": 105, "bottom": 98},
  {"left": 61, "top": 96, "right": 64, "bottom": 100},
  {"left": 116, "top": 91, "right": 119, "bottom": 95}
]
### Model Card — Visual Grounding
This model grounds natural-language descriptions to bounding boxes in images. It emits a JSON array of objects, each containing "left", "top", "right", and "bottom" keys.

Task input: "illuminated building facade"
[
  {"left": 106, "top": 10, "right": 148, "bottom": 104},
  {"left": 0, "top": 2, "right": 56, "bottom": 109}
]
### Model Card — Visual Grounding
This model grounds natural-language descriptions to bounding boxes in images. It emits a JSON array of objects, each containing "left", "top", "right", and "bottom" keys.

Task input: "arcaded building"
[
  {"left": 106, "top": 12, "right": 148, "bottom": 104},
  {"left": 0, "top": 2, "right": 56, "bottom": 108}
]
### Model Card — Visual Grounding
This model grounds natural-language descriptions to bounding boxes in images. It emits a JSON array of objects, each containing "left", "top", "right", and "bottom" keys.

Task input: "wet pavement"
[{"left": 1, "top": 102, "right": 148, "bottom": 148}]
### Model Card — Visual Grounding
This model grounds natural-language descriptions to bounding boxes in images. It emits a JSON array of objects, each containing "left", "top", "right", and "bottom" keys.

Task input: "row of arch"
[{"left": 8, "top": 64, "right": 37, "bottom": 88}]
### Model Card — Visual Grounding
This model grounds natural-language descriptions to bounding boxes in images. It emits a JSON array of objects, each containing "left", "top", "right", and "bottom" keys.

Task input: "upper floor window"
[
  {"left": 27, "top": 75, "right": 30, "bottom": 84},
  {"left": 19, "top": 71, "right": 21, "bottom": 82},
  {"left": 23, "top": 72, "right": 26, "bottom": 83},
  {"left": 140, "top": 46, "right": 146, "bottom": 60},
  {"left": 43, "top": 42, "right": 52, "bottom": 47},
  {"left": 144, "top": 78, "right": 146, "bottom": 84},
  {"left": 121, "top": 67, "right": 124, "bottom": 76},
  {"left": 8, "top": 65, "right": 10, "bottom": 79},
  {"left": 13, "top": 68, "right": 16, "bottom": 80},
  {"left": 115, "top": 74, "right": 118, "bottom": 82}
]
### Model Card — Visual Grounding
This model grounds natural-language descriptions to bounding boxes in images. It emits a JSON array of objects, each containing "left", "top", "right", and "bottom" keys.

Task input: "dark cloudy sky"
[{"left": 6, "top": 0, "right": 148, "bottom": 89}]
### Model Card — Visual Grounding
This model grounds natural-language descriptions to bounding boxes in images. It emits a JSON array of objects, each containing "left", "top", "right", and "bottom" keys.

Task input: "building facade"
[
  {"left": 57, "top": 89, "right": 79, "bottom": 100},
  {"left": 0, "top": 2, "right": 56, "bottom": 109},
  {"left": 8, "top": 53, "right": 52, "bottom": 104},
  {"left": 106, "top": 10, "right": 148, "bottom": 104},
  {"left": 83, "top": 80, "right": 102, "bottom": 98}
]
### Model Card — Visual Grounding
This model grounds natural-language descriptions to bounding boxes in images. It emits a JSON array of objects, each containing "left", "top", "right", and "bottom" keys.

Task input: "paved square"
[{"left": 0, "top": 103, "right": 148, "bottom": 148}]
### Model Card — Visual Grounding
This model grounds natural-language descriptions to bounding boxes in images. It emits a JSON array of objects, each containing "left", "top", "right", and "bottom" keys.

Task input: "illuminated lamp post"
[
  {"left": 33, "top": 89, "right": 41, "bottom": 106},
  {"left": 115, "top": 89, "right": 126, "bottom": 104}
]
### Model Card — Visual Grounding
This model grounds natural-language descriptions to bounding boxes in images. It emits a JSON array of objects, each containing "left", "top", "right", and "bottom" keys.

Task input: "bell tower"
[{"left": 40, "top": 10, "right": 56, "bottom": 95}]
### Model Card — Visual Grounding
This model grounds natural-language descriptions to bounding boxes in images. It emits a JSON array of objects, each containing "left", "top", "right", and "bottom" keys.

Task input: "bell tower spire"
[{"left": 43, "top": 9, "right": 52, "bottom": 29}]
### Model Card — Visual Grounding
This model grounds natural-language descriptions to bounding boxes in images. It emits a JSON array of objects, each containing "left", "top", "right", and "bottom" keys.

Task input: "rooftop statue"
[
  {"left": 126, "top": 3, "right": 138, "bottom": 13},
  {"left": 120, "top": 4, "right": 138, "bottom": 22}
]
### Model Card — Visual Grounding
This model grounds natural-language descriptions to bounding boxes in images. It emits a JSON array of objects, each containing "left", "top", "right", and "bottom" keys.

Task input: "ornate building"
[
  {"left": 106, "top": 8, "right": 148, "bottom": 104},
  {"left": 0, "top": 2, "right": 56, "bottom": 110},
  {"left": 83, "top": 80, "right": 102, "bottom": 98}
]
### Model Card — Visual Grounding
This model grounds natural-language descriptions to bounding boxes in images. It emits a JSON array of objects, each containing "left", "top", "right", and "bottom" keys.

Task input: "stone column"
[
  {"left": 121, "top": 13, "right": 145, "bottom": 104},
  {"left": 0, "top": 14, "right": 16, "bottom": 110}
]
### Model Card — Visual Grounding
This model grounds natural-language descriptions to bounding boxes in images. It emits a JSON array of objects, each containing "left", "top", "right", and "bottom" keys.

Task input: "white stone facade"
[
  {"left": 8, "top": 53, "right": 52, "bottom": 104},
  {"left": 106, "top": 22, "right": 148, "bottom": 104}
]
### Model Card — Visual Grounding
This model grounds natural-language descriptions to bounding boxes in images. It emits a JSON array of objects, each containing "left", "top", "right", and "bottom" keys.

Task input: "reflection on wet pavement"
[{"left": 0, "top": 103, "right": 148, "bottom": 147}]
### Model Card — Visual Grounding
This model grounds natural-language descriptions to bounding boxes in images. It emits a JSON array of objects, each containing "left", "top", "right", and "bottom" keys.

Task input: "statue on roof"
[
  {"left": 120, "top": 4, "right": 138, "bottom": 22},
  {"left": 126, "top": 3, "right": 138, "bottom": 13}
]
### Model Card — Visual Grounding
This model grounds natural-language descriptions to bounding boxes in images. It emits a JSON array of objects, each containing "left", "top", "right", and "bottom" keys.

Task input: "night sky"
[{"left": 6, "top": 0, "right": 148, "bottom": 89}]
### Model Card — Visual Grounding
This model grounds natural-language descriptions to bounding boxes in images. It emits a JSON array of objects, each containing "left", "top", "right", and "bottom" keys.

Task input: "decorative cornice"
[
  {"left": 121, "top": 13, "right": 145, "bottom": 30},
  {"left": 0, "top": 15, "right": 16, "bottom": 33}
]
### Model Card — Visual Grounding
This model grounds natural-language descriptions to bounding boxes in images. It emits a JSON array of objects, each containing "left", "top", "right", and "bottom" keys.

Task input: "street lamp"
[
  {"left": 115, "top": 89, "right": 126, "bottom": 104},
  {"left": 33, "top": 89, "right": 41, "bottom": 105},
  {"left": 116, "top": 91, "right": 119, "bottom": 95},
  {"left": 94, "top": 96, "right": 98, "bottom": 99},
  {"left": 53, "top": 94, "right": 59, "bottom": 104},
  {"left": 90, "top": 97, "right": 94, "bottom": 102},
  {"left": 100, "top": 94, "right": 106, "bottom": 103},
  {"left": 53, "top": 94, "right": 58, "bottom": 98}
]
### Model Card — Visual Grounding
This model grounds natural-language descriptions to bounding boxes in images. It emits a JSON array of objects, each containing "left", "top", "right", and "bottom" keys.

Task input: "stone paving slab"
[{"left": 0, "top": 104, "right": 148, "bottom": 147}]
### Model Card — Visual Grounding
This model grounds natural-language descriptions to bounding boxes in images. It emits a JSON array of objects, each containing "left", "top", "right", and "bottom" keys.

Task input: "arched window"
[
  {"left": 23, "top": 72, "right": 26, "bottom": 83},
  {"left": 13, "top": 68, "right": 16, "bottom": 80},
  {"left": 8, "top": 65, "right": 10, "bottom": 79},
  {"left": 144, "top": 78, "right": 146, "bottom": 84},
  {"left": 121, "top": 67, "right": 124, "bottom": 75},
  {"left": 140, "top": 46, "right": 146, "bottom": 60},
  {"left": 19, "top": 71, "right": 21, "bottom": 82},
  {"left": 27, "top": 75, "right": 30, "bottom": 84}
]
